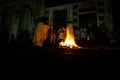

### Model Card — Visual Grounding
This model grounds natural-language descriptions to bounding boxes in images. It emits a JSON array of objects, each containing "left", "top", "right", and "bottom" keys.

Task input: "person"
[
  {"left": 66, "top": 21, "right": 74, "bottom": 35},
  {"left": 30, "top": 27, "right": 35, "bottom": 42},
  {"left": 47, "top": 25, "right": 56, "bottom": 46},
  {"left": 98, "top": 23, "right": 107, "bottom": 46},
  {"left": 80, "top": 26, "right": 87, "bottom": 46},
  {"left": 33, "top": 17, "right": 49, "bottom": 47},
  {"left": 89, "top": 31, "right": 95, "bottom": 45},
  {"left": 57, "top": 26, "right": 66, "bottom": 43},
  {"left": 74, "top": 27, "right": 80, "bottom": 44},
  {"left": 16, "top": 28, "right": 24, "bottom": 45}
]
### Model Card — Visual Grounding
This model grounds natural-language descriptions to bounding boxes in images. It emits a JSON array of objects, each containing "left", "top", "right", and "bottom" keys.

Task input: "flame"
[{"left": 59, "top": 26, "right": 81, "bottom": 48}]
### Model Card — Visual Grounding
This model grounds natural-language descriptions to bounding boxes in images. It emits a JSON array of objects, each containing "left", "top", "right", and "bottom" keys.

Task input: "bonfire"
[{"left": 59, "top": 26, "right": 81, "bottom": 49}]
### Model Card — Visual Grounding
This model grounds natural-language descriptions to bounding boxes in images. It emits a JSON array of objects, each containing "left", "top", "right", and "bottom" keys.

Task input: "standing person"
[
  {"left": 33, "top": 17, "right": 49, "bottom": 47},
  {"left": 89, "top": 31, "right": 95, "bottom": 45},
  {"left": 98, "top": 23, "right": 107, "bottom": 46},
  {"left": 66, "top": 21, "right": 74, "bottom": 35},
  {"left": 57, "top": 26, "right": 66, "bottom": 43},
  {"left": 30, "top": 27, "right": 35, "bottom": 43},
  {"left": 80, "top": 26, "right": 87, "bottom": 46},
  {"left": 47, "top": 25, "right": 56, "bottom": 46},
  {"left": 75, "top": 29, "right": 80, "bottom": 40}
]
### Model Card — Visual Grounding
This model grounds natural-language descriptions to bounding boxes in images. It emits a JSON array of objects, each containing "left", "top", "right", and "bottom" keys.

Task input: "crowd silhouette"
[{"left": 0, "top": 17, "right": 119, "bottom": 48}]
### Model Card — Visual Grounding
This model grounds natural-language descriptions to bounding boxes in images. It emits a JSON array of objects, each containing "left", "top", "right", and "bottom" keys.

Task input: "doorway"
[{"left": 53, "top": 9, "right": 67, "bottom": 31}]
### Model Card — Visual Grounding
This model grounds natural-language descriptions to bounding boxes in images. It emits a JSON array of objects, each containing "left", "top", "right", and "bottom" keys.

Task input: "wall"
[
  {"left": 0, "top": 0, "right": 46, "bottom": 41},
  {"left": 47, "top": 1, "right": 97, "bottom": 28},
  {"left": 0, "top": 0, "right": 113, "bottom": 42}
]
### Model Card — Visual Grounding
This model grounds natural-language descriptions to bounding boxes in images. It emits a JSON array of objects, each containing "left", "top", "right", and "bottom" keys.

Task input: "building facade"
[
  {"left": 46, "top": 0, "right": 113, "bottom": 30},
  {"left": 0, "top": 0, "right": 113, "bottom": 42}
]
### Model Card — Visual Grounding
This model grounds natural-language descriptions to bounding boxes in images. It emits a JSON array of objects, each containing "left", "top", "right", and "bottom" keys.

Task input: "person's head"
[
  {"left": 67, "top": 21, "right": 72, "bottom": 24},
  {"left": 67, "top": 21, "right": 73, "bottom": 26},
  {"left": 38, "top": 16, "right": 48, "bottom": 24}
]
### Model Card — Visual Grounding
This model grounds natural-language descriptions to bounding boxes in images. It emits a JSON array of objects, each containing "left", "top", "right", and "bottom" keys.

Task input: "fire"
[{"left": 59, "top": 26, "right": 81, "bottom": 48}]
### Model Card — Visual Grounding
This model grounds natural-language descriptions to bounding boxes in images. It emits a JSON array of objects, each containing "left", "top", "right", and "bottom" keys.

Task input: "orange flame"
[{"left": 59, "top": 26, "right": 81, "bottom": 48}]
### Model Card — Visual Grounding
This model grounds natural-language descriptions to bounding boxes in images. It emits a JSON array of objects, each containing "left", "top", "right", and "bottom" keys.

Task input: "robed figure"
[{"left": 33, "top": 17, "right": 49, "bottom": 47}]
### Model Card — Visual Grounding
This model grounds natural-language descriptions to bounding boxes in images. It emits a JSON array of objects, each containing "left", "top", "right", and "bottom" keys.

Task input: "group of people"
[
  {"left": 32, "top": 16, "right": 110, "bottom": 47},
  {"left": 33, "top": 17, "right": 74, "bottom": 47},
  {"left": 74, "top": 23, "right": 108, "bottom": 46},
  {"left": 7, "top": 16, "right": 108, "bottom": 48}
]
